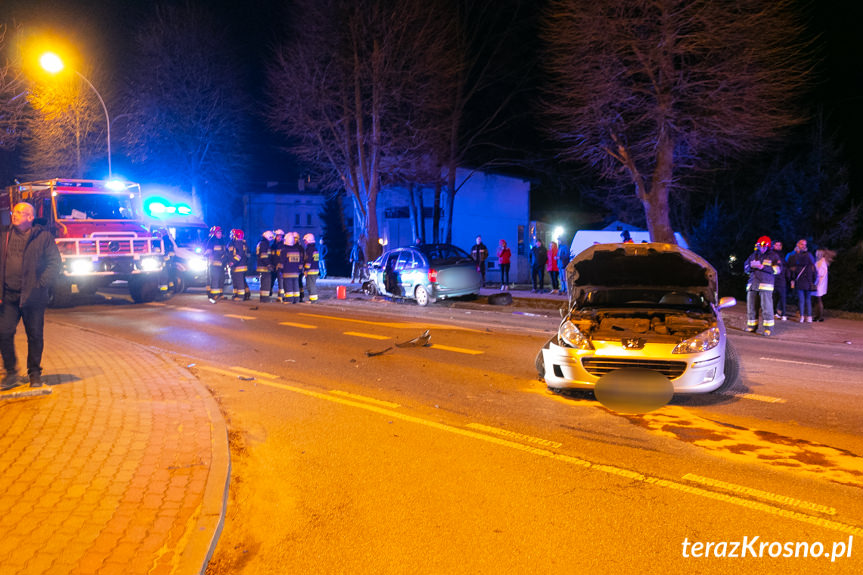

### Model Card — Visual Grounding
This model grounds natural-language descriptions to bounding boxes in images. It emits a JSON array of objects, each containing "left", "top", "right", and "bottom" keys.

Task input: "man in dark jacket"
[
  {"left": 529, "top": 239, "right": 548, "bottom": 293},
  {"left": 0, "top": 202, "right": 62, "bottom": 388}
]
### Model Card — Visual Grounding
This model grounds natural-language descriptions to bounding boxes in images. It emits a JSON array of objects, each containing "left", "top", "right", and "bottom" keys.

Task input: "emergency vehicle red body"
[{"left": 1, "top": 179, "right": 166, "bottom": 305}]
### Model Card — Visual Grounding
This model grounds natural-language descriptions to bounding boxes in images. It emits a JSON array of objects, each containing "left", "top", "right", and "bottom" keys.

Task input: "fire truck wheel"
[
  {"left": 129, "top": 278, "right": 160, "bottom": 303},
  {"left": 76, "top": 282, "right": 98, "bottom": 296},
  {"left": 50, "top": 279, "right": 74, "bottom": 308}
]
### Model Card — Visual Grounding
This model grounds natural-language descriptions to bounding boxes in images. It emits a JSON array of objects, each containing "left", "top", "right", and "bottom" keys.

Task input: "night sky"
[{"left": 4, "top": 0, "right": 862, "bottom": 191}]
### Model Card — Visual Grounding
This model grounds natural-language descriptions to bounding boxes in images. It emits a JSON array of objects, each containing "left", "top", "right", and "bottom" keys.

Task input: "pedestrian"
[
  {"left": 744, "top": 235, "right": 782, "bottom": 336},
  {"left": 256, "top": 230, "right": 275, "bottom": 302},
  {"left": 350, "top": 239, "right": 366, "bottom": 283},
  {"left": 557, "top": 237, "right": 571, "bottom": 296},
  {"left": 529, "top": 239, "right": 548, "bottom": 293},
  {"left": 771, "top": 240, "right": 788, "bottom": 321},
  {"left": 270, "top": 229, "right": 286, "bottom": 301},
  {"left": 786, "top": 238, "right": 817, "bottom": 323},
  {"left": 547, "top": 240, "right": 560, "bottom": 293},
  {"left": 204, "top": 226, "right": 227, "bottom": 303},
  {"left": 302, "top": 233, "right": 320, "bottom": 303},
  {"left": 0, "top": 202, "right": 62, "bottom": 388},
  {"left": 813, "top": 248, "right": 834, "bottom": 322},
  {"left": 497, "top": 239, "right": 511, "bottom": 290},
  {"left": 227, "top": 229, "right": 251, "bottom": 300},
  {"left": 471, "top": 235, "right": 489, "bottom": 287},
  {"left": 280, "top": 232, "right": 304, "bottom": 303},
  {"left": 318, "top": 238, "right": 328, "bottom": 279}
]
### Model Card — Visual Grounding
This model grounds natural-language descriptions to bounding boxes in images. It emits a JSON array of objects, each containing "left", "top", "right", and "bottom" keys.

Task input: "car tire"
[
  {"left": 49, "top": 278, "right": 74, "bottom": 308},
  {"left": 536, "top": 335, "right": 554, "bottom": 380},
  {"left": 415, "top": 285, "right": 430, "bottom": 307},
  {"left": 488, "top": 292, "right": 513, "bottom": 306},
  {"left": 362, "top": 281, "right": 377, "bottom": 296},
  {"left": 129, "top": 277, "right": 160, "bottom": 303},
  {"left": 714, "top": 339, "right": 740, "bottom": 393}
]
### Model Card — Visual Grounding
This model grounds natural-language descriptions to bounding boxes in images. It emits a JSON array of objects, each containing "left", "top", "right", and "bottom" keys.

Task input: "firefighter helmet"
[
  {"left": 230, "top": 229, "right": 244, "bottom": 241},
  {"left": 274, "top": 229, "right": 285, "bottom": 237},
  {"left": 209, "top": 226, "right": 222, "bottom": 236},
  {"left": 756, "top": 235, "right": 771, "bottom": 247},
  {"left": 303, "top": 233, "right": 315, "bottom": 244},
  {"left": 263, "top": 230, "right": 275, "bottom": 241}
]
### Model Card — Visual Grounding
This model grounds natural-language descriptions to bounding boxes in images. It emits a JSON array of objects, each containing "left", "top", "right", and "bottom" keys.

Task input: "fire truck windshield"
[{"left": 56, "top": 193, "right": 138, "bottom": 221}]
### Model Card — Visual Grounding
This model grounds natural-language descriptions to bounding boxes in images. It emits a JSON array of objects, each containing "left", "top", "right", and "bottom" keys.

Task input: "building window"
[
  {"left": 294, "top": 213, "right": 300, "bottom": 225},
  {"left": 307, "top": 213, "right": 312, "bottom": 225}
]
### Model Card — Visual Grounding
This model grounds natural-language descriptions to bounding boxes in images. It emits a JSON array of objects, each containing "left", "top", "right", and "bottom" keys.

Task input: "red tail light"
[{"left": 428, "top": 268, "right": 438, "bottom": 283}]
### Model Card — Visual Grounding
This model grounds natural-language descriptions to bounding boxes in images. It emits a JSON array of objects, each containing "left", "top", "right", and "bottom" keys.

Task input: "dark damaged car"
[{"left": 538, "top": 243, "right": 737, "bottom": 394}]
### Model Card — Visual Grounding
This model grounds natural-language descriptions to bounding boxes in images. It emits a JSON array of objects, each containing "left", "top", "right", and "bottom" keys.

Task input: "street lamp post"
[{"left": 39, "top": 52, "right": 112, "bottom": 178}]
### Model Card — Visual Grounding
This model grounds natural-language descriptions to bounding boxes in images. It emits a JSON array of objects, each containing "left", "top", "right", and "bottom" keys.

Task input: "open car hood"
[{"left": 566, "top": 242, "right": 718, "bottom": 305}]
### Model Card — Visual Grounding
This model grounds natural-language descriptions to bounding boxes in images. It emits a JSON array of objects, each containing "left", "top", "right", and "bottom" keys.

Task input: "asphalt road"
[{"left": 49, "top": 289, "right": 863, "bottom": 574}]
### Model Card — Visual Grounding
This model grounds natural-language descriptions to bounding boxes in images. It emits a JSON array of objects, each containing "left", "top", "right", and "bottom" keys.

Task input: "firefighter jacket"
[
  {"left": 256, "top": 238, "right": 273, "bottom": 273},
  {"left": 226, "top": 239, "right": 250, "bottom": 273},
  {"left": 280, "top": 243, "right": 304, "bottom": 277},
  {"left": 744, "top": 249, "right": 782, "bottom": 291},
  {"left": 204, "top": 236, "right": 227, "bottom": 268},
  {"left": 304, "top": 242, "right": 320, "bottom": 276},
  {"left": 270, "top": 239, "right": 285, "bottom": 272}
]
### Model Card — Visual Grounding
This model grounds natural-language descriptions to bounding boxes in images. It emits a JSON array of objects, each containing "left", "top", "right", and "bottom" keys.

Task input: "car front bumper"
[{"left": 541, "top": 338, "right": 727, "bottom": 394}]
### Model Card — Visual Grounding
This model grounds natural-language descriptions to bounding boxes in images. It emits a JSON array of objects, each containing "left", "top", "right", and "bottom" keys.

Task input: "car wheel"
[
  {"left": 415, "top": 285, "right": 430, "bottom": 306},
  {"left": 129, "top": 277, "right": 160, "bottom": 303},
  {"left": 536, "top": 335, "right": 554, "bottom": 380},
  {"left": 362, "top": 281, "right": 377, "bottom": 296},
  {"left": 488, "top": 292, "right": 513, "bottom": 306},
  {"left": 714, "top": 339, "right": 740, "bottom": 393}
]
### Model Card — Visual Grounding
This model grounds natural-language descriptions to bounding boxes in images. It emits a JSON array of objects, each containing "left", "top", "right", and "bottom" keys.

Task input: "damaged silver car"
[{"left": 538, "top": 243, "right": 737, "bottom": 394}]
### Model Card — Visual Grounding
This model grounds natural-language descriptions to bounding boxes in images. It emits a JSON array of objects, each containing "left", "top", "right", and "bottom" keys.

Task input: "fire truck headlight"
[
  {"left": 188, "top": 256, "right": 208, "bottom": 272},
  {"left": 70, "top": 259, "right": 94, "bottom": 275},
  {"left": 140, "top": 257, "right": 162, "bottom": 272}
]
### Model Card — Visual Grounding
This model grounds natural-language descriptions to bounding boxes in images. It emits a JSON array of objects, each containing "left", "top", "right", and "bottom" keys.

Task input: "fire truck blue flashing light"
[{"left": 144, "top": 197, "right": 195, "bottom": 219}]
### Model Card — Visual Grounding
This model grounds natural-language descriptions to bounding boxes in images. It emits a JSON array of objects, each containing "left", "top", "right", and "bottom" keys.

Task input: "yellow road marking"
[
  {"left": 759, "top": 357, "right": 833, "bottom": 369},
  {"left": 467, "top": 423, "right": 562, "bottom": 448},
  {"left": 176, "top": 306, "right": 205, "bottom": 313},
  {"left": 279, "top": 321, "right": 318, "bottom": 329},
  {"left": 196, "top": 363, "right": 862, "bottom": 537},
  {"left": 329, "top": 390, "right": 401, "bottom": 408},
  {"left": 344, "top": 331, "right": 391, "bottom": 340},
  {"left": 224, "top": 314, "right": 255, "bottom": 320},
  {"left": 429, "top": 344, "right": 483, "bottom": 355},
  {"left": 299, "top": 312, "right": 482, "bottom": 333},
  {"left": 232, "top": 366, "right": 280, "bottom": 379},
  {"left": 146, "top": 302, "right": 166, "bottom": 307},
  {"left": 725, "top": 392, "right": 785, "bottom": 403},
  {"left": 683, "top": 473, "right": 837, "bottom": 515}
]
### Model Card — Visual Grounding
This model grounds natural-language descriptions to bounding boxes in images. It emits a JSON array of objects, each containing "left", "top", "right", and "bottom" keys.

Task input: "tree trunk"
[
  {"left": 432, "top": 180, "right": 441, "bottom": 243},
  {"left": 643, "top": 134, "right": 676, "bottom": 244},
  {"left": 443, "top": 160, "right": 457, "bottom": 244}
]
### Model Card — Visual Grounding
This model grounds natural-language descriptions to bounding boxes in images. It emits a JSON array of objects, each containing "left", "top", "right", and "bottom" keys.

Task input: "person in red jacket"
[
  {"left": 497, "top": 239, "right": 511, "bottom": 290},
  {"left": 547, "top": 240, "right": 560, "bottom": 294}
]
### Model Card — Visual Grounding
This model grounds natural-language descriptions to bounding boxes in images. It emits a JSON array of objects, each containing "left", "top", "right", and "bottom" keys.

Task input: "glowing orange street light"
[{"left": 39, "top": 51, "right": 113, "bottom": 178}]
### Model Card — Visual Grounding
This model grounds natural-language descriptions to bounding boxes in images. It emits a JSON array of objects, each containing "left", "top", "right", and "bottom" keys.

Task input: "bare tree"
[
  {"left": 121, "top": 2, "right": 249, "bottom": 226},
  {"left": 543, "top": 0, "right": 811, "bottom": 243},
  {"left": 267, "top": 0, "right": 455, "bottom": 259},
  {"left": 0, "top": 23, "right": 27, "bottom": 153},
  {"left": 22, "top": 71, "right": 105, "bottom": 179}
]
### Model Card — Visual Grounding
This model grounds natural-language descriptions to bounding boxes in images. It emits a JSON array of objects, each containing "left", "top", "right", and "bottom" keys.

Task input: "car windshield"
[
  {"left": 171, "top": 226, "right": 209, "bottom": 248},
  {"left": 418, "top": 244, "right": 473, "bottom": 265},
  {"left": 580, "top": 288, "right": 708, "bottom": 310},
  {"left": 56, "top": 193, "right": 137, "bottom": 220}
]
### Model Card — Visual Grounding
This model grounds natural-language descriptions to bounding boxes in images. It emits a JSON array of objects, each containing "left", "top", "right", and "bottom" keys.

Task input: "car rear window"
[{"left": 419, "top": 244, "right": 472, "bottom": 265}]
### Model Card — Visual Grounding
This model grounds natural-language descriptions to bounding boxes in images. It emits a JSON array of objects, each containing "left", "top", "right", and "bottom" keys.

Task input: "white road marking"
[
  {"left": 682, "top": 473, "right": 836, "bottom": 515},
  {"left": 176, "top": 306, "right": 206, "bottom": 313},
  {"left": 759, "top": 357, "right": 833, "bottom": 369},
  {"left": 467, "top": 423, "right": 562, "bottom": 448},
  {"left": 329, "top": 390, "right": 401, "bottom": 408},
  {"left": 721, "top": 392, "right": 786, "bottom": 403}
]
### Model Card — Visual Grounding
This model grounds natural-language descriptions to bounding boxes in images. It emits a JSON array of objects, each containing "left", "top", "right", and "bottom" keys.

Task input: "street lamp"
[{"left": 39, "top": 51, "right": 112, "bottom": 178}]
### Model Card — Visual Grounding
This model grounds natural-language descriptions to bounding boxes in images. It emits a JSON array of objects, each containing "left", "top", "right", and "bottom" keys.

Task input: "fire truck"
[
  {"left": 1, "top": 178, "right": 167, "bottom": 306},
  {"left": 142, "top": 196, "right": 211, "bottom": 293}
]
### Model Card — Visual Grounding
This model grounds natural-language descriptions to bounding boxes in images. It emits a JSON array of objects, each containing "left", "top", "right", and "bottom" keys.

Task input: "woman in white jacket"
[{"left": 813, "top": 249, "right": 835, "bottom": 322}]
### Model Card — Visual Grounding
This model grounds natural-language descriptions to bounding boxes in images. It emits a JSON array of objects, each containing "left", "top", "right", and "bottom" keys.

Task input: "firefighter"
[
  {"left": 204, "top": 226, "right": 227, "bottom": 303},
  {"left": 280, "top": 231, "right": 304, "bottom": 303},
  {"left": 227, "top": 229, "right": 251, "bottom": 300},
  {"left": 302, "top": 233, "right": 320, "bottom": 303},
  {"left": 270, "top": 229, "right": 286, "bottom": 301},
  {"left": 294, "top": 232, "right": 306, "bottom": 302},
  {"left": 256, "top": 230, "right": 275, "bottom": 302},
  {"left": 156, "top": 228, "right": 178, "bottom": 297},
  {"left": 744, "top": 235, "right": 783, "bottom": 336}
]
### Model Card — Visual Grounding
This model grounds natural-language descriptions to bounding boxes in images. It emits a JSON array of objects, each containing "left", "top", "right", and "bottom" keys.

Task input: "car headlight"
[
  {"left": 140, "top": 257, "right": 162, "bottom": 272},
  {"left": 672, "top": 327, "right": 721, "bottom": 354},
  {"left": 559, "top": 319, "right": 594, "bottom": 350},
  {"left": 187, "top": 256, "right": 208, "bottom": 272},
  {"left": 69, "top": 259, "right": 94, "bottom": 274}
]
